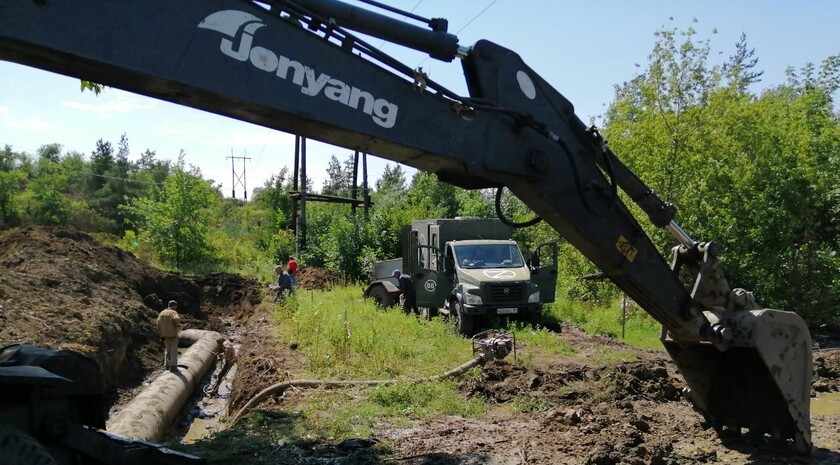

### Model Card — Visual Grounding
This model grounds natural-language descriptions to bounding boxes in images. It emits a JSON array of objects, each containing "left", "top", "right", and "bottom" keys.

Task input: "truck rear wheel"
[
  {"left": 453, "top": 300, "right": 475, "bottom": 336},
  {"left": 0, "top": 426, "right": 57, "bottom": 465},
  {"left": 368, "top": 285, "right": 395, "bottom": 308},
  {"left": 420, "top": 307, "right": 438, "bottom": 320}
]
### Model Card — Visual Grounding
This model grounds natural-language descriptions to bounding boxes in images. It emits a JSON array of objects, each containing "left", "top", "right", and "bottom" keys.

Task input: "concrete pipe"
[{"left": 106, "top": 330, "right": 223, "bottom": 442}]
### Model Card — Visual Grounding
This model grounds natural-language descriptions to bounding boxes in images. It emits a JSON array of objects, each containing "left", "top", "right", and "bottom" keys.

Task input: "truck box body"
[{"left": 405, "top": 218, "right": 514, "bottom": 274}]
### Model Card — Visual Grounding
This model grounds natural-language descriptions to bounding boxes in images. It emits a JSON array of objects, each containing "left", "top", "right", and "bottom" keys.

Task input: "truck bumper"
[{"left": 462, "top": 303, "right": 541, "bottom": 316}]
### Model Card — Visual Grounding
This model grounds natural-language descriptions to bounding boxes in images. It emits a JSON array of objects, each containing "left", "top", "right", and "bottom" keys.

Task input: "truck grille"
[{"left": 487, "top": 283, "right": 525, "bottom": 303}]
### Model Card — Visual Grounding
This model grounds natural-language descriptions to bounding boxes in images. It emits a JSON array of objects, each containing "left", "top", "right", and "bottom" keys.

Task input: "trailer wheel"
[
  {"left": 0, "top": 426, "right": 57, "bottom": 465},
  {"left": 368, "top": 285, "right": 395, "bottom": 308},
  {"left": 453, "top": 300, "right": 474, "bottom": 336}
]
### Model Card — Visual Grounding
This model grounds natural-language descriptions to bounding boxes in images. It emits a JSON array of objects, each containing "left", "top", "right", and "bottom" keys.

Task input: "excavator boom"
[{"left": 0, "top": 0, "right": 812, "bottom": 454}]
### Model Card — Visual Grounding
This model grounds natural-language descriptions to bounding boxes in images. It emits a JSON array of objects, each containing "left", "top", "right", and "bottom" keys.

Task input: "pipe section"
[{"left": 106, "top": 330, "right": 223, "bottom": 442}]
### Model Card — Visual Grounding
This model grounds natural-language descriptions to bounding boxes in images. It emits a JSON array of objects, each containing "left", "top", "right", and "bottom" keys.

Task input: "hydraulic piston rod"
[{"left": 279, "top": 0, "right": 461, "bottom": 61}]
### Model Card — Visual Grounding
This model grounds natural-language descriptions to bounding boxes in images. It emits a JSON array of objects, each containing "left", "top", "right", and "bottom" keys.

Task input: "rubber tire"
[
  {"left": 453, "top": 300, "right": 475, "bottom": 336},
  {"left": 368, "top": 285, "right": 395, "bottom": 308},
  {"left": 420, "top": 307, "right": 439, "bottom": 320},
  {"left": 0, "top": 426, "right": 57, "bottom": 465}
]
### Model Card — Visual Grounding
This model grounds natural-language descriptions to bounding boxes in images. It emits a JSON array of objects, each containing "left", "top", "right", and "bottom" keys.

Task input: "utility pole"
[
  {"left": 362, "top": 152, "right": 369, "bottom": 220},
  {"left": 227, "top": 150, "right": 251, "bottom": 200},
  {"left": 291, "top": 136, "right": 300, "bottom": 237},
  {"left": 296, "top": 137, "right": 307, "bottom": 258},
  {"left": 351, "top": 150, "right": 359, "bottom": 216}
]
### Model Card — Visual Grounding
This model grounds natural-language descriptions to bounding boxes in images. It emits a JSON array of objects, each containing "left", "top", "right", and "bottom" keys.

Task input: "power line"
[
  {"left": 415, "top": 0, "right": 499, "bottom": 68},
  {"left": 454, "top": 0, "right": 498, "bottom": 35},
  {"left": 252, "top": 144, "right": 267, "bottom": 172},
  {"left": 51, "top": 168, "right": 163, "bottom": 185},
  {"left": 373, "top": 0, "right": 425, "bottom": 51}
]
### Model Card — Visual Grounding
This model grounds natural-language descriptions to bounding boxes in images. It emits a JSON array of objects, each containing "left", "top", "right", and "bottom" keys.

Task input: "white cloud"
[
  {"left": 0, "top": 106, "right": 52, "bottom": 132},
  {"left": 62, "top": 94, "right": 156, "bottom": 119}
]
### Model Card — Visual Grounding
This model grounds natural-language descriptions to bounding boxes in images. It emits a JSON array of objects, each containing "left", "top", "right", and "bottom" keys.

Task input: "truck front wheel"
[
  {"left": 453, "top": 300, "right": 475, "bottom": 336},
  {"left": 368, "top": 285, "right": 395, "bottom": 308}
]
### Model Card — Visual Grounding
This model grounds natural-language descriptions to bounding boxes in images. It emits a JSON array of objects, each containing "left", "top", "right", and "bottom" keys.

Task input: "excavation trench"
[{"left": 106, "top": 329, "right": 228, "bottom": 442}]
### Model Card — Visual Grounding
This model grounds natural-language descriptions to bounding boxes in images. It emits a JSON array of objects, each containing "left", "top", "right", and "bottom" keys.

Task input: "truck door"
[
  {"left": 530, "top": 243, "right": 558, "bottom": 303},
  {"left": 428, "top": 225, "right": 440, "bottom": 271},
  {"left": 413, "top": 235, "right": 452, "bottom": 308}
]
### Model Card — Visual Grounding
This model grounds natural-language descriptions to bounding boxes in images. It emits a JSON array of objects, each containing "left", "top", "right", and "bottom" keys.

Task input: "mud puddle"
[
  {"left": 181, "top": 323, "right": 241, "bottom": 443},
  {"left": 811, "top": 392, "right": 840, "bottom": 417},
  {"left": 181, "top": 360, "right": 238, "bottom": 443}
]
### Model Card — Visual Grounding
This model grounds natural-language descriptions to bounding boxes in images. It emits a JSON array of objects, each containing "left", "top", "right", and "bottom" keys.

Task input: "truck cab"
[{"left": 447, "top": 239, "right": 541, "bottom": 315}]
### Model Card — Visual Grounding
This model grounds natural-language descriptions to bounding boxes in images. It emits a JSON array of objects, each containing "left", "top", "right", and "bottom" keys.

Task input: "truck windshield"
[{"left": 453, "top": 244, "right": 525, "bottom": 269}]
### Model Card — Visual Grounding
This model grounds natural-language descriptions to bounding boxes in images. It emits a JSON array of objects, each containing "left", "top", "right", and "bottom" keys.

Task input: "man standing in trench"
[{"left": 157, "top": 300, "right": 181, "bottom": 372}]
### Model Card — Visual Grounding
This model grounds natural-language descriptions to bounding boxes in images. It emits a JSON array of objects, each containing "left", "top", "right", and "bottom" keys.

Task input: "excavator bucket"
[{"left": 662, "top": 308, "right": 812, "bottom": 452}]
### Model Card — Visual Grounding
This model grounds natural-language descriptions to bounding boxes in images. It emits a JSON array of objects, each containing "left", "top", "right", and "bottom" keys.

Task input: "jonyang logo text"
[{"left": 198, "top": 10, "right": 399, "bottom": 129}]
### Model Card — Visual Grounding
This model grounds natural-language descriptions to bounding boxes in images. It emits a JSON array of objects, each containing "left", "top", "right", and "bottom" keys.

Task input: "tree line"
[{"left": 1, "top": 27, "right": 837, "bottom": 325}]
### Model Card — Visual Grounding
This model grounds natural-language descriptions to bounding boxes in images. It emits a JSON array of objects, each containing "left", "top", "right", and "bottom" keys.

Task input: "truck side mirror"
[{"left": 530, "top": 251, "right": 541, "bottom": 270}]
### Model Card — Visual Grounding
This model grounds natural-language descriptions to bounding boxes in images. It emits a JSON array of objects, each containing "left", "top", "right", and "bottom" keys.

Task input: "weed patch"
[{"left": 545, "top": 298, "right": 663, "bottom": 349}]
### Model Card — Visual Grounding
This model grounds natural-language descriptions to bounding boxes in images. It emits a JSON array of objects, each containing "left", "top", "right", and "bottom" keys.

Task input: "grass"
[
  {"left": 544, "top": 296, "right": 664, "bottom": 350},
  {"left": 180, "top": 286, "right": 665, "bottom": 462},
  {"left": 298, "top": 381, "right": 487, "bottom": 439},
  {"left": 257, "top": 286, "right": 602, "bottom": 440},
  {"left": 509, "top": 321, "right": 577, "bottom": 355},
  {"left": 273, "top": 286, "right": 475, "bottom": 379},
  {"left": 262, "top": 286, "right": 491, "bottom": 440},
  {"left": 195, "top": 285, "right": 662, "bottom": 456}
]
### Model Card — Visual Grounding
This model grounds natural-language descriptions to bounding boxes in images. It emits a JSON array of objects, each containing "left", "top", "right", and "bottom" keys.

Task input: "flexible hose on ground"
[{"left": 232, "top": 356, "right": 483, "bottom": 422}]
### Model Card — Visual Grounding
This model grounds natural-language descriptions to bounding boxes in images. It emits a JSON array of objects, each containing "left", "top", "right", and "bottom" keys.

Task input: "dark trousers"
[
  {"left": 274, "top": 285, "right": 292, "bottom": 302},
  {"left": 402, "top": 294, "right": 418, "bottom": 315}
]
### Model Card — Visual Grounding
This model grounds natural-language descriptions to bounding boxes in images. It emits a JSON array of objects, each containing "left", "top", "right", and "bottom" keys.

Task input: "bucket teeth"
[{"left": 663, "top": 308, "right": 812, "bottom": 453}]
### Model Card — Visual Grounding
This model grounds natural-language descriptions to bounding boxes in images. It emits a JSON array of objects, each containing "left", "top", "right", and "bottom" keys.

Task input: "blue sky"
[{"left": 1, "top": 1, "right": 838, "bottom": 199}]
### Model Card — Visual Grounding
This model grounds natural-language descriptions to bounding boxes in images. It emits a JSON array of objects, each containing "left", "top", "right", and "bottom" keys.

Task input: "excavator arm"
[{"left": 0, "top": 0, "right": 811, "bottom": 452}]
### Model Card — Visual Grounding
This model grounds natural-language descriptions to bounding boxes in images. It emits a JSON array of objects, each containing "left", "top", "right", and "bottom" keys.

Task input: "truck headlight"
[
  {"left": 464, "top": 292, "right": 483, "bottom": 305},
  {"left": 528, "top": 291, "right": 540, "bottom": 303}
]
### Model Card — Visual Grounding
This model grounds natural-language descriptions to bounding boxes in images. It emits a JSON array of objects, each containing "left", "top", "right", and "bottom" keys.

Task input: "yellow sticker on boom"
[{"left": 616, "top": 235, "right": 638, "bottom": 263}]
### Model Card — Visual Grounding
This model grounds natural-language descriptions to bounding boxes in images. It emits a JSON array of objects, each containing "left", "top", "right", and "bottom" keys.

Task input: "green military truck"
[{"left": 364, "top": 218, "right": 558, "bottom": 335}]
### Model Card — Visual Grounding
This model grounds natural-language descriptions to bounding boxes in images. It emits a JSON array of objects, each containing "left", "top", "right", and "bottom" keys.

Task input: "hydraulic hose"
[{"left": 232, "top": 356, "right": 483, "bottom": 422}]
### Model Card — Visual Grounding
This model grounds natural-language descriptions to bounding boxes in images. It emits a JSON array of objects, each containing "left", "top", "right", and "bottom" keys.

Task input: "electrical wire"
[
  {"left": 355, "top": 0, "right": 429, "bottom": 25},
  {"left": 415, "top": 0, "right": 498, "bottom": 67},
  {"left": 454, "top": 0, "right": 498, "bottom": 35}
]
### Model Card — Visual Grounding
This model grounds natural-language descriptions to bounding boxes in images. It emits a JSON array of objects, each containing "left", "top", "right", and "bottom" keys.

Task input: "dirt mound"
[
  {"left": 813, "top": 349, "right": 840, "bottom": 393},
  {"left": 296, "top": 267, "right": 342, "bottom": 290},
  {"left": 226, "top": 310, "right": 308, "bottom": 413},
  {"left": 461, "top": 359, "right": 680, "bottom": 407},
  {"left": 0, "top": 226, "right": 262, "bottom": 401}
]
